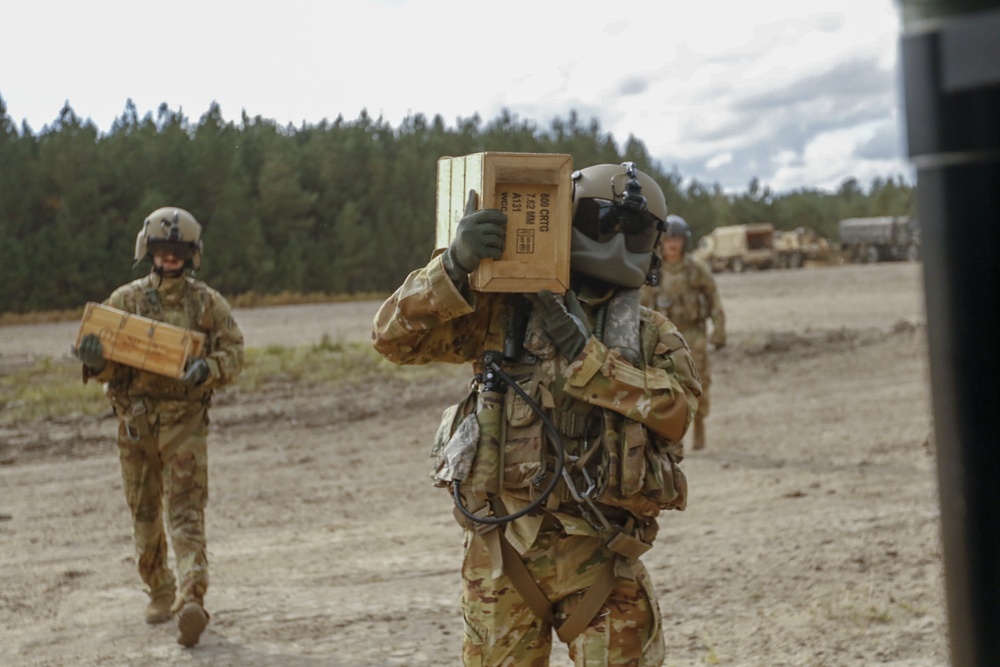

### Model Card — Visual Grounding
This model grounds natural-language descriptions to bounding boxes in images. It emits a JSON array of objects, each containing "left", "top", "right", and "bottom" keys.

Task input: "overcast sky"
[{"left": 1, "top": 0, "right": 912, "bottom": 194}]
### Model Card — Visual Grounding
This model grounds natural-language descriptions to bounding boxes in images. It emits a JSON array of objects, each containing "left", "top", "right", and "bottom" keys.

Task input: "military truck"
[
  {"left": 773, "top": 226, "right": 831, "bottom": 268},
  {"left": 838, "top": 216, "right": 921, "bottom": 263},
  {"left": 693, "top": 223, "right": 776, "bottom": 273}
]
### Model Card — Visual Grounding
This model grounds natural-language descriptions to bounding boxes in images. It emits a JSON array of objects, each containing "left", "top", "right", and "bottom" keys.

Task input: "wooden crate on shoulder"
[
  {"left": 436, "top": 152, "right": 573, "bottom": 293},
  {"left": 76, "top": 303, "right": 205, "bottom": 379}
]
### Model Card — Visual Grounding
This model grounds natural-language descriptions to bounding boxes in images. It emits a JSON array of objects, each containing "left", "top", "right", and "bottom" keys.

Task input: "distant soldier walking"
[
  {"left": 73, "top": 207, "right": 244, "bottom": 647},
  {"left": 642, "top": 215, "right": 726, "bottom": 449}
]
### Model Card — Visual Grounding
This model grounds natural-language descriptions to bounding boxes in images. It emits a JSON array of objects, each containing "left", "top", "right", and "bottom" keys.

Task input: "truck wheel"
[{"left": 731, "top": 257, "right": 745, "bottom": 273}]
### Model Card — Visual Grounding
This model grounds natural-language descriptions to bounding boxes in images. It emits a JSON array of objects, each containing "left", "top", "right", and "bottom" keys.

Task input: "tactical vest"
[
  {"left": 651, "top": 259, "right": 709, "bottom": 330},
  {"left": 432, "top": 300, "right": 688, "bottom": 529},
  {"left": 105, "top": 276, "right": 216, "bottom": 408}
]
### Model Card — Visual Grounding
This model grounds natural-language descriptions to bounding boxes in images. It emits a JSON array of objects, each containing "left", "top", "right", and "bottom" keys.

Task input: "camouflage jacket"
[
  {"left": 85, "top": 272, "right": 244, "bottom": 417},
  {"left": 372, "top": 253, "right": 702, "bottom": 548},
  {"left": 641, "top": 256, "right": 726, "bottom": 344}
]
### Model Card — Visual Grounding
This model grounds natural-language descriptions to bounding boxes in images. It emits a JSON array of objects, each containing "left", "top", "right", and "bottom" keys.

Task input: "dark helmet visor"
[
  {"left": 574, "top": 198, "right": 661, "bottom": 253},
  {"left": 148, "top": 239, "right": 196, "bottom": 260}
]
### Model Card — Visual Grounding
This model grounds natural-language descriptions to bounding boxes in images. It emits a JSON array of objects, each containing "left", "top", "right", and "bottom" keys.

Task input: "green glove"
[
  {"left": 529, "top": 290, "right": 590, "bottom": 360},
  {"left": 74, "top": 333, "right": 107, "bottom": 372},
  {"left": 443, "top": 190, "right": 508, "bottom": 283},
  {"left": 181, "top": 358, "right": 209, "bottom": 387}
]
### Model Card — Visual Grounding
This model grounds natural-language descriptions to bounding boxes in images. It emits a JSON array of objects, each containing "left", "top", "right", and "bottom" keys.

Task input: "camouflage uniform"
[
  {"left": 373, "top": 253, "right": 701, "bottom": 666},
  {"left": 641, "top": 256, "right": 725, "bottom": 446},
  {"left": 85, "top": 271, "right": 244, "bottom": 613}
]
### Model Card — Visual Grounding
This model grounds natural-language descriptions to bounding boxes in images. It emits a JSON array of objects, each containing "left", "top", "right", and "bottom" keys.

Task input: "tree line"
[{"left": 0, "top": 95, "right": 915, "bottom": 314}]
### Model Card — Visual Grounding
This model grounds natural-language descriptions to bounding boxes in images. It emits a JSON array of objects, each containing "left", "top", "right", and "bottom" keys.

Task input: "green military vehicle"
[{"left": 838, "top": 216, "right": 921, "bottom": 264}]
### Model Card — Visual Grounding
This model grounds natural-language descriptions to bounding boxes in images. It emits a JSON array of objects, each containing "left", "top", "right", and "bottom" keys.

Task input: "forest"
[{"left": 0, "top": 95, "right": 915, "bottom": 314}]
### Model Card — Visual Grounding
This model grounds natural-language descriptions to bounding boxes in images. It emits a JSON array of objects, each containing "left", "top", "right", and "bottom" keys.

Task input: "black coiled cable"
[{"left": 452, "top": 358, "right": 565, "bottom": 525}]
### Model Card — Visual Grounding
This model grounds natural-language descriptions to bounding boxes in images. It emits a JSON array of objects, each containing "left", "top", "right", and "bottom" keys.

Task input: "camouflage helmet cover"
[
  {"left": 570, "top": 163, "right": 668, "bottom": 224},
  {"left": 134, "top": 207, "right": 203, "bottom": 269}
]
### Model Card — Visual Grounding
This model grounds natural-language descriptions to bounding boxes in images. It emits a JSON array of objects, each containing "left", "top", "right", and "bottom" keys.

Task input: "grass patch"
[
  {"left": 1, "top": 337, "right": 440, "bottom": 425},
  {"left": 0, "top": 307, "right": 87, "bottom": 326},
  {"left": 0, "top": 357, "right": 109, "bottom": 423},
  {"left": 238, "top": 335, "right": 434, "bottom": 390}
]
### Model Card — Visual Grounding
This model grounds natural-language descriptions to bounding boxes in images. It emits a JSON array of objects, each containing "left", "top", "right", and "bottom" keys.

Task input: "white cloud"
[
  {"left": 1, "top": 0, "right": 911, "bottom": 192},
  {"left": 706, "top": 152, "right": 734, "bottom": 170}
]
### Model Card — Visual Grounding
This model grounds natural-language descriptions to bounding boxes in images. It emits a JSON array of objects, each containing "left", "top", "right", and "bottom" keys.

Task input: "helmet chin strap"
[
  {"left": 152, "top": 263, "right": 186, "bottom": 280},
  {"left": 645, "top": 254, "right": 662, "bottom": 286}
]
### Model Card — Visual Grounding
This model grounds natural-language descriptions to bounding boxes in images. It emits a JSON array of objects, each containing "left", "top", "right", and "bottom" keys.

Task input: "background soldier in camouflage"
[
  {"left": 73, "top": 207, "right": 244, "bottom": 648},
  {"left": 373, "top": 163, "right": 701, "bottom": 666},
  {"left": 641, "top": 215, "right": 726, "bottom": 450}
]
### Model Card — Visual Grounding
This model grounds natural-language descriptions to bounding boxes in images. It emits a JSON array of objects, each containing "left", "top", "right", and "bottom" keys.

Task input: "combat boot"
[
  {"left": 693, "top": 418, "right": 706, "bottom": 450},
  {"left": 176, "top": 601, "right": 209, "bottom": 647},
  {"left": 144, "top": 592, "right": 175, "bottom": 625}
]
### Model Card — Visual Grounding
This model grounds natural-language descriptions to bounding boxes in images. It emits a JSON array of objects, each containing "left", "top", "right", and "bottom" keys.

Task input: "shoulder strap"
[
  {"left": 496, "top": 529, "right": 618, "bottom": 644},
  {"left": 554, "top": 556, "right": 617, "bottom": 644},
  {"left": 498, "top": 533, "right": 554, "bottom": 624}
]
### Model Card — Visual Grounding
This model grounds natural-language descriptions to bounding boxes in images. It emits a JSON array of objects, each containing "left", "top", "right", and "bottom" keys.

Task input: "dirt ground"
[{"left": 0, "top": 262, "right": 948, "bottom": 667}]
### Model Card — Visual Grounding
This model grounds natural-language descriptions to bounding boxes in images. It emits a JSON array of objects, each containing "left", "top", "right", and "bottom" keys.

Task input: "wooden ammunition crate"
[
  {"left": 76, "top": 303, "right": 206, "bottom": 378},
  {"left": 436, "top": 152, "right": 573, "bottom": 293}
]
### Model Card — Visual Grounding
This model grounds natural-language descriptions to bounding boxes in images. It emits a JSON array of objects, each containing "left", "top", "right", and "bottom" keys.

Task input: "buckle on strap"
[
  {"left": 605, "top": 529, "right": 652, "bottom": 562},
  {"left": 125, "top": 401, "right": 152, "bottom": 442}
]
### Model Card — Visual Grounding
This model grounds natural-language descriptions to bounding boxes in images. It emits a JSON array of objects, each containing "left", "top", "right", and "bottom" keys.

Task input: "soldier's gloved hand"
[
  {"left": 529, "top": 290, "right": 590, "bottom": 360},
  {"left": 73, "top": 334, "right": 107, "bottom": 372},
  {"left": 443, "top": 190, "right": 507, "bottom": 284},
  {"left": 181, "top": 358, "right": 209, "bottom": 387},
  {"left": 711, "top": 331, "right": 727, "bottom": 350}
]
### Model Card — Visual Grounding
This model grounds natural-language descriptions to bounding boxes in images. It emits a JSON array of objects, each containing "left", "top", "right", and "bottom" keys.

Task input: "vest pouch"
[
  {"left": 620, "top": 420, "right": 648, "bottom": 497},
  {"left": 469, "top": 390, "right": 504, "bottom": 498},
  {"left": 505, "top": 374, "right": 541, "bottom": 428},
  {"left": 594, "top": 412, "right": 648, "bottom": 501},
  {"left": 502, "top": 420, "right": 545, "bottom": 490},
  {"left": 501, "top": 374, "right": 547, "bottom": 491}
]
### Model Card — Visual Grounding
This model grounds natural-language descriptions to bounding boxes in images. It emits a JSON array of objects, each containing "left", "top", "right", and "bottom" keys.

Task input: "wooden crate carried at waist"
[
  {"left": 436, "top": 152, "right": 573, "bottom": 293},
  {"left": 76, "top": 303, "right": 206, "bottom": 379}
]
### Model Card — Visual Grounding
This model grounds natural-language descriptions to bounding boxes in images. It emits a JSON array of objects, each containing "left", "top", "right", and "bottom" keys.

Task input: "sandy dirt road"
[{"left": 0, "top": 262, "right": 947, "bottom": 666}]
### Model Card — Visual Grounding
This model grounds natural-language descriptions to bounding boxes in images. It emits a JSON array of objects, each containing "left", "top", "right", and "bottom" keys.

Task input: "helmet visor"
[
  {"left": 574, "top": 198, "right": 660, "bottom": 253},
  {"left": 148, "top": 240, "right": 196, "bottom": 260}
]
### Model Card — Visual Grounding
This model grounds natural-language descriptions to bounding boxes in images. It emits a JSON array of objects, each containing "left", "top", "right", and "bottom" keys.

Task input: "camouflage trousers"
[
  {"left": 116, "top": 406, "right": 209, "bottom": 611},
  {"left": 681, "top": 328, "right": 711, "bottom": 420},
  {"left": 461, "top": 527, "right": 665, "bottom": 666}
]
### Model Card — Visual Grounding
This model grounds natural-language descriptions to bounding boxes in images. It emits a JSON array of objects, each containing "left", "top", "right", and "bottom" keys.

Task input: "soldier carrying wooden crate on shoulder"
[{"left": 373, "top": 157, "right": 701, "bottom": 666}]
